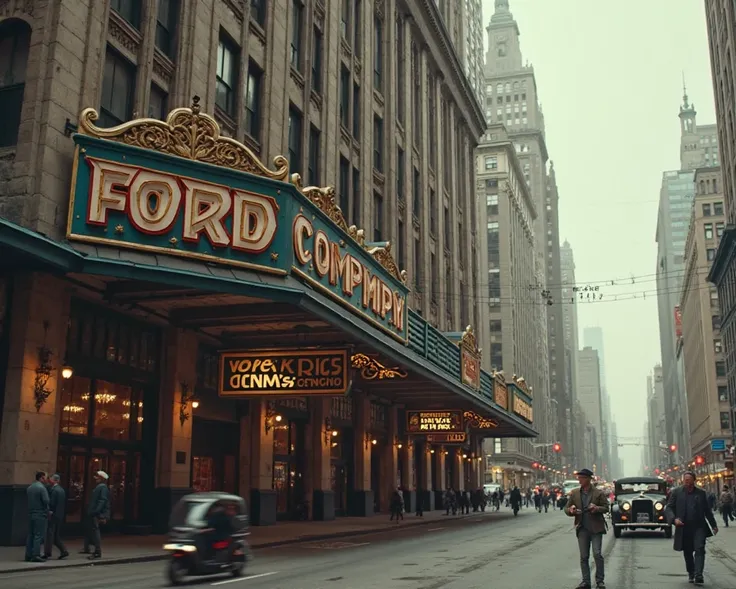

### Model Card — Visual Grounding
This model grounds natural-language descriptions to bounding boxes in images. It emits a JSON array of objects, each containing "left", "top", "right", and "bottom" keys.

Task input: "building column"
[
  {"left": 416, "top": 441, "right": 432, "bottom": 511},
  {"left": 400, "top": 437, "right": 416, "bottom": 513},
  {"left": 350, "top": 394, "right": 373, "bottom": 516},
  {"left": 311, "top": 398, "right": 334, "bottom": 520},
  {"left": 154, "top": 327, "right": 197, "bottom": 532},
  {"left": 0, "top": 274, "right": 70, "bottom": 546},
  {"left": 239, "top": 399, "right": 276, "bottom": 525},
  {"left": 382, "top": 405, "right": 399, "bottom": 512},
  {"left": 452, "top": 448, "right": 463, "bottom": 491},
  {"left": 433, "top": 447, "right": 446, "bottom": 509}
]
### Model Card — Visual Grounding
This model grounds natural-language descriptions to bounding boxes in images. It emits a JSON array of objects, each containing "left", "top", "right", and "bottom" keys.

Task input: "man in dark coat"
[
  {"left": 44, "top": 474, "right": 69, "bottom": 559},
  {"left": 665, "top": 471, "right": 718, "bottom": 585},
  {"left": 81, "top": 470, "right": 110, "bottom": 560},
  {"left": 564, "top": 468, "right": 609, "bottom": 589},
  {"left": 25, "top": 471, "right": 49, "bottom": 563}
]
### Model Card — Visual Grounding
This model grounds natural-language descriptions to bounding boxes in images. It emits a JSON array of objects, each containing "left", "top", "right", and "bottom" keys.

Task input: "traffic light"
[
  {"left": 695, "top": 455, "right": 705, "bottom": 466},
  {"left": 654, "top": 468, "right": 661, "bottom": 475},
  {"left": 532, "top": 462, "right": 539, "bottom": 469},
  {"left": 669, "top": 444, "right": 678, "bottom": 453},
  {"left": 552, "top": 443, "right": 562, "bottom": 453}
]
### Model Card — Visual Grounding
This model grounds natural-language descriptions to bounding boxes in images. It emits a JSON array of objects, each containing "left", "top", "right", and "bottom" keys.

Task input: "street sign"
[{"left": 710, "top": 439, "right": 727, "bottom": 452}]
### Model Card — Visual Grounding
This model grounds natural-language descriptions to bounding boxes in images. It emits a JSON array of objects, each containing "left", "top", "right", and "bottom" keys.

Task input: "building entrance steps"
[{"left": 0, "top": 508, "right": 503, "bottom": 574}]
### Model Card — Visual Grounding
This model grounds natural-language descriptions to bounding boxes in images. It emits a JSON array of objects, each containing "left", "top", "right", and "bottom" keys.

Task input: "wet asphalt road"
[{"left": 3, "top": 507, "right": 736, "bottom": 589}]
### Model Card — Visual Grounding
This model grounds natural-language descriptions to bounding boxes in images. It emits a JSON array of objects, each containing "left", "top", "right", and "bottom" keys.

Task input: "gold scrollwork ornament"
[{"left": 351, "top": 353, "right": 408, "bottom": 380}]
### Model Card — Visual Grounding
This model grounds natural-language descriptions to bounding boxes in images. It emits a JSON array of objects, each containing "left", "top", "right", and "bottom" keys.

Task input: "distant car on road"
[{"left": 610, "top": 477, "right": 671, "bottom": 538}]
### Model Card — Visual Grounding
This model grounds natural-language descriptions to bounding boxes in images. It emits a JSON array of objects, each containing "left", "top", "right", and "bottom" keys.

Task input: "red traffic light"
[
  {"left": 654, "top": 468, "right": 661, "bottom": 475},
  {"left": 669, "top": 444, "right": 678, "bottom": 453},
  {"left": 532, "top": 462, "right": 539, "bottom": 469},
  {"left": 552, "top": 443, "right": 562, "bottom": 453},
  {"left": 695, "top": 455, "right": 705, "bottom": 465}
]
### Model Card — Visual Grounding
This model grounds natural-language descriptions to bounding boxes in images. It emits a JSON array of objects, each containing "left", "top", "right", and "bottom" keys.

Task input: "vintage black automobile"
[
  {"left": 163, "top": 492, "right": 250, "bottom": 585},
  {"left": 610, "top": 477, "right": 671, "bottom": 538}
]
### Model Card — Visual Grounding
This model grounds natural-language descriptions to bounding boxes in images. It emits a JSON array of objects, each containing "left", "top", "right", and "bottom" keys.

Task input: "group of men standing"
[{"left": 25, "top": 470, "right": 111, "bottom": 563}]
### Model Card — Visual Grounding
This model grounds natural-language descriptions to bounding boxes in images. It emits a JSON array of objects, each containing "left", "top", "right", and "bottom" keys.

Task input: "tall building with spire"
[
  {"left": 679, "top": 83, "right": 719, "bottom": 171},
  {"left": 478, "top": 0, "right": 567, "bottom": 469},
  {"left": 560, "top": 240, "right": 580, "bottom": 462}
]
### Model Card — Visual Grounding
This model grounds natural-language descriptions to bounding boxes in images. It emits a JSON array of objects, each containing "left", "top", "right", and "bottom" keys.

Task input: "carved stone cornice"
[
  {"left": 108, "top": 10, "right": 142, "bottom": 58},
  {"left": 223, "top": 0, "right": 245, "bottom": 20},
  {"left": 77, "top": 96, "right": 289, "bottom": 181},
  {"left": 153, "top": 49, "right": 174, "bottom": 87}
]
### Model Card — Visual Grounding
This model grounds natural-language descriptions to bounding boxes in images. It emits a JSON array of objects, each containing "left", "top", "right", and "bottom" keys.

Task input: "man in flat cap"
[
  {"left": 81, "top": 470, "right": 110, "bottom": 560},
  {"left": 665, "top": 471, "right": 718, "bottom": 585},
  {"left": 565, "top": 468, "right": 610, "bottom": 589}
]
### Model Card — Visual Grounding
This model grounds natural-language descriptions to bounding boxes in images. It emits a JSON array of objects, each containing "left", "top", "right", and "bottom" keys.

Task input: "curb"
[{"left": 0, "top": 510, "right": 503, "bottom": 574}]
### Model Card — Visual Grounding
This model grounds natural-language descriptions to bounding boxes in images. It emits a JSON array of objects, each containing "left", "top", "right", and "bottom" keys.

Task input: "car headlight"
[
  {"left": 654, "top": 502, "right": 664, "bottom": 511},
  {"left": 622, "top": 502, "right": 631, "bottom": 511}
]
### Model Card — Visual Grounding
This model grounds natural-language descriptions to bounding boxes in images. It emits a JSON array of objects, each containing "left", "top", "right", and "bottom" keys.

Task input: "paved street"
[{"left": 3, "top": 508, "right": 736, "bottom": 589}]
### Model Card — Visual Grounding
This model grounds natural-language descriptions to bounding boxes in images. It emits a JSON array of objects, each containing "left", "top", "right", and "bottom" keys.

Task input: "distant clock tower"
[{"left": 485, "top": 0, "right": 522, "bottom": 73}]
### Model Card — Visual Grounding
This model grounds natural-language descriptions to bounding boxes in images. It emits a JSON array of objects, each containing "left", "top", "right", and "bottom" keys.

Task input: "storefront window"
[
  {"left": 59, "top": 376, "right": 91, "bottom": 435},
  {"left": 92, "top": 381, "right": 133, "bottom": 440},
  {"left": 192, "top": 456, "right": 215, "bottom": 492},
  {"left": 273, "top": 422, "right": 290, "bottom": 455}
]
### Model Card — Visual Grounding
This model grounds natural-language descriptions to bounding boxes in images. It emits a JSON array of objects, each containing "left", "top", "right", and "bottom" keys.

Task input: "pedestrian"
[
  {"left": 44, "top": 473, "right": 69, "bottom": 560},
  {"left": 719, "top": 485, "right": 733, "bottom": 527},
  {"left": 25, "top": 471, "right": 50, "bottom": 563},
  {"left": 389, "top": 487, "right": 404, "bottom": 523},
  {"left": 665, "top": 471, "right": 718, "bottom": 586},
  {"left": 81, "top": 470, "right": 110, "bottom": 560},
  {"left": 565, "top": 468, "right": 609, "bottom": 589}
]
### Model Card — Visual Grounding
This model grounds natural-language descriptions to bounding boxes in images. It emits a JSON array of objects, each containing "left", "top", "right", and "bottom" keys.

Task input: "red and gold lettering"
[
  {"left": 180, "top": 177, "right": 230, "bottom": 245},
  {"left": 231, "top": 190, "right": 278, "bottom": 253},
  {"left": 293, "top": 215, "right": 313, "bottom": 265}
]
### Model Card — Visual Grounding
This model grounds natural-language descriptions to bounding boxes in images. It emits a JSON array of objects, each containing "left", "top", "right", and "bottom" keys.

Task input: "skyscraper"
[
  {"left": 578, "top": 347, "right": 604, "bottom": 470},
  {"left": 583, "top": 327, "right": 614, "bottom": 479},
  {"left": 560, "top": 240, "right": 580, "bottom": 459},
  {"left": 482, "top": 0, "right": 563, "bottom": 461}
]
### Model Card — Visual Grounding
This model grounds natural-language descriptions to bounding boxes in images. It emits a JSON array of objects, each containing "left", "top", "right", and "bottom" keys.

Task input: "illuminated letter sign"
[
  {"left": 513, "top": 395, "right": 533, "bottom": 423},
  {"left": 292, "top": 214, "right": 407, "bottom": 340},
  {"left": 406, "top": 410, "right": 464, "bottom": 434},
  {"left": 219, "top": 349, "right": 350, "bottom": 397}
]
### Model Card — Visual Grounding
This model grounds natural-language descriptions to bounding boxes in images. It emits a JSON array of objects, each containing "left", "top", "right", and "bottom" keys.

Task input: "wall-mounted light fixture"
[
  {"left": 324, "top": 417, "right": 338, "bottom": 444},
  {"left": 179, "top": 382, "right": 200, "bottom": 427},
  {"left": 393, "top": 436, "right": 404, "bottom": 449},
  {"left": 264, "top": 402, "right": 282, "bottom": 434},
  {"left": 364, "top": 433, "right": 378, "bottom": 449},
  {"left": 61, "top": 364, "right": 74, "bottom": 380}
]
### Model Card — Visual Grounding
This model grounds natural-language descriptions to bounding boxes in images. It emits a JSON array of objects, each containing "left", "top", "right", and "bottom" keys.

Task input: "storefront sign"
[
  {"left": 219, "top": 349, "right": 349, "bottom": 396},
  {"left": 493, "top": 372, "right": 509, "bottom": 410},
  {"left": 458, "top": 326, "right": 481, "bottom": 390},
  {"left": 513, "top": 395, "right": 533, "bottom": 423},
  {"left": 292, "top": 214, "right": 407, "bottom": 340},
  {"left": 426, "top": 432, "right": 467, "bottom": 444},
  {"left": 406, "top": 410, "right": 464, "bottom": 433}
]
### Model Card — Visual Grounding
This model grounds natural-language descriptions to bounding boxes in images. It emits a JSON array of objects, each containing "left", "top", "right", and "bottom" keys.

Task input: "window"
[
  {"left": 374, "top": 16, "right": 383, "bottom": 91},
  {"left": 412, "top": 45, "right": 421, "bottom": 146},
  {"left": 396, "top": 18, "right": 405, "bottom": 123},
  {"left": 311, "top": 26, "right": 323, "bottom": 94},
  {"left": 373, "top": 191, "right": 383, "bottom": 241},
  {"left": 430, "top": 253, "right": 437, "bottom": 301},
  {"left": 352, "top": 82, "right": 360, "bottom": 139},
  {"left": 0, "top": 19, "right": 31, "bottom": 147},
  {"left": 100, "top": 49, "right": 136, "bottom": 127},
  {"left": 705, "top": 223, "right": 714, "bottom": 240},
  {"left": 715, "top": 339, "right": 723, "bottom": 354},
  {"left": 397, "top": 148, "right": 405, "bottom": 202},
  {"left": 714, "top": 202, "right": 724, "bottom": 216},
  {"left": 288, "top": 105, "right": 302, "bottom": 175},
  {"left": 148, "top": 84, "right": 167, "bottom": 120},
  {"left": 373, "top": 115, "right": 383, "bottom": 172},
  {"left": 354, "top": 0, "right": 361, "bottom": 56},
  {"left": 339, "top": 66, "right": 350, "bottom": 128},
  {"left": 340, "top": 0, "right": 350, "bottom": 39},
  {"left": 290, "top": 0, "right": 303, "bottom": 71},
  {"left": 487, "top": 193, "right": 499, "bottom": 216},
  {"left": 716, "top": 361, "right": 727, "bottom": 377},
  {"left": 718, "top": 385, "right": 728, "bottom": 402},
  {"left": 711, "top": 289, "right": 719, "bottom": 307},
  {"left": 111, "top": 0, "right": 141, "bottom": 29},
  {"left": 703, "top": 203, "right": 712, "bottom": 216},
  {"left": 713, "top": 315, "right": 722, "bottom": 330},
  {"left": 398, "top": 220, "right": 405, "bottom": 269},
  {"left": 216, "top": 35, "right": 238, "bottom": 117},
  {"left": 339, "top": 157, "right": 350, "bottom": 217},
  {"left": 720, "top": 411, "right": 730, "bottom": 430},
  {"left": 485, "top": 156, "right": 498, "bottom": 170},
  {"left": 308, "top": 125, "right": 320, "bottom": 185},
  {"left": 250, "top": 0, "right": 266, "bottom": 27},
  {"left": 241, "top": 71, "right": 262, "bottom": 144},
  {"left": 155, "top": 0, "right": 178, "bottom": 57},
  {"left": 490, "top": 320, "right": 502, "bottom": 333},
  {"left": 716, "top": 222, "right": 725, "bottom": 237},
  {"left": 352, "top": 168, "right": 361, "bottom": 227},
  {"left": 413, "top": 168, "right": 421, "bottom": 218},
  {"left": 707, "top": 248, "right": 716, "bottom": 262},
  {"left": 429, "top": 189, "right": 437, "bottom": 234}
]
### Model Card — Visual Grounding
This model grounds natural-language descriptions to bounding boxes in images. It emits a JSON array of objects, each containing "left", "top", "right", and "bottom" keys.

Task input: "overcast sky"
[{"left": 480, "top": 0, "right": 716, "bottom": 473}]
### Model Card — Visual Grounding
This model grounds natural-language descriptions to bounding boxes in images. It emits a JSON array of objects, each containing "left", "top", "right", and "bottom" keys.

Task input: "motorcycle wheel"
[{"left": 167, "top": 559, "right": 187, "bottom": 586}]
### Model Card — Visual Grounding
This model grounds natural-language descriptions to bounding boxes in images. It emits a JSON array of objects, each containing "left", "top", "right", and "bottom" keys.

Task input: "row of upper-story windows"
[
  {"left": 702, "top": 201, "right": 724, "bottom": 216},
  {"left": 699, "top": 178, "right": 721, "bottom": 195}
]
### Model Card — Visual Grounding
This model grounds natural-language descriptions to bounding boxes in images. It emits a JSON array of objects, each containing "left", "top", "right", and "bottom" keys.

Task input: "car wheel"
[
  {"left": 167, "top": 559, "right": 187, "bottom": 586},
  {"left": 613, "top": 526, "right": 622, "bottom": 538},
  {"left": 664, "top": 525, "right": 672, "bottom": 539}
]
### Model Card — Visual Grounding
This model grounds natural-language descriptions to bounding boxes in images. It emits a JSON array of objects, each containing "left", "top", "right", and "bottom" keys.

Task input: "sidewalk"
[{"left": 0, "top": 508, "right": 505, "bottom": 574}]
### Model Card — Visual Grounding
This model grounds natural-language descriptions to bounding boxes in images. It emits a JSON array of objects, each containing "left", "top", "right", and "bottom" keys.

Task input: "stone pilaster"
[
  {"left": 433, "top": 447, "right": 446, "bottom": 509},
  {"left": 381, "top": 405, "right": 399, "bottom": 512},
  {"left": 311, "top": 398, "right": 334, "bottom": 520},
  {"left": 350, "top": 394, "right": 373, "bottom": 516},
  {"left": 400, "top": 436, "right": 416, "bottom": 512},
  {"left": 453, "top": 448, "right": 463, "bottom": 491},
  {"left": 153, "top": 327, "right": 197, "bottom": 532},
  {"left": 0, "top": 274, "right": 70, "bottom": 545},
  {"left": 246, "top": 399, "right": 276, "bottom": 525}
]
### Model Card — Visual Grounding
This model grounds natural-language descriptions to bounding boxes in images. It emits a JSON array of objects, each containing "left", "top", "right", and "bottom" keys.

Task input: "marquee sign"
[
  {"left": 493, "top": 371, "right": 509, "bottom": 410},
  {"left": 513, "top": 395, "right": 533, "bottom": 423},
  {"left": 219, "top": 349, "right": 349, "bottom": 396},
  {"left": 426, "top": 432, "right": 467, "bottom": 444},
  {"left": 406, "top": 410, "right": 464, "bottom": 433},
  {"left": 66, "top": 100, "right": 408, "bottom": 341},
  {"left": 458, "top": 326, "right": 481, "bottom": 390}
]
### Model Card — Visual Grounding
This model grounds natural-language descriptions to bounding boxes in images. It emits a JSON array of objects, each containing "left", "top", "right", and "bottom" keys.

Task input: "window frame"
[{"left": 215, "top": 34, "right": 239, "bottom": 117}]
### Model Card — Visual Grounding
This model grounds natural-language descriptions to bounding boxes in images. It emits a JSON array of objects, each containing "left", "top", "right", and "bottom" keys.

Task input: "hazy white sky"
[{"left": 480, "top": 0, "right": 716, "bottom": 473}]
